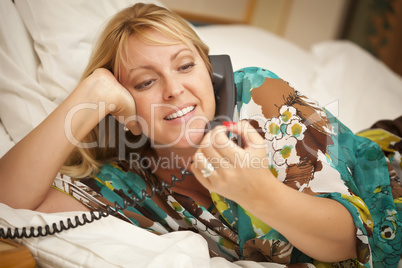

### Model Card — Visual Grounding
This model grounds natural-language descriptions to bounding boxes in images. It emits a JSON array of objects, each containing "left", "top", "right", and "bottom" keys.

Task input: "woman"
[{"left": 0, "top": 3, "right": 400, "bottom": 267}]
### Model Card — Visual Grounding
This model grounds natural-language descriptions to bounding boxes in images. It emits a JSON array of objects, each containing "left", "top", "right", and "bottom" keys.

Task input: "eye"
[
  {"left": 179, "top": 62, "right": 195, "bottom": 72},
  {"left": 134, "top": 79, "right": 155, "bottom": 90}
]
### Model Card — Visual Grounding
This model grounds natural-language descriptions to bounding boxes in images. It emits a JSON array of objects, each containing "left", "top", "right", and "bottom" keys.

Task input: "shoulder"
[
  {"left": 234, "top": 67, "right": 296, "bottom": 110},
  {"left": 234, "top": 67, "right": 280, "bottom": 80}
]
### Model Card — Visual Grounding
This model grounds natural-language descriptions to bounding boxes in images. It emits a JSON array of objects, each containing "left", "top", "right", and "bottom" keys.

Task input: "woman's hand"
[
  {"left": 82, "top": 68, "right": 138, "bottom": 133},
  {"left": 190, "top": 120, "right": 277, "bottom": 204},
  {"left": 0, "top": 68, "right": 137, "bottom": 210},
  {"left": 190, "top": 120, "right": 357, "bottom": 262}
]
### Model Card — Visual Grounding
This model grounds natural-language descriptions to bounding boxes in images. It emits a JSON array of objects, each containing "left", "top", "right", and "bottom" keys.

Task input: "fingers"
[
  {"left": 200, "top": 125, "right": 238, "bottom": 163},
  {"left": 107, "top": 82, "right": 142, "bottom": 135},
  {"left": 192, "top": 120, "right": 264, "bottom": 173},
  {"left": 225, "top": 120, "right": 265, "bottom": 150},
  {"left": 191, "top": 121, "right": 269, "bottom": 198},
  {"left": 197, "top": 121, "right": 265, "bottom": 165}
]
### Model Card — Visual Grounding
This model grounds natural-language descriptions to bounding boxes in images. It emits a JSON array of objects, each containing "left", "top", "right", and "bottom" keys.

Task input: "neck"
[
  {"left": 150, "top": 147, "right": 212, "bottom": 208},
  {"left": 153, "top": 147, "right": 196, "bottom": 171}
]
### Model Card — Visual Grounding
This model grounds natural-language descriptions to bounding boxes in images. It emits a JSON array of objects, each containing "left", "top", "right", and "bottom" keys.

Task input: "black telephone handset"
[
  {"left": 0, "top": 55, "right": 237, "bottom": 239},
  {"left": 206, "top": 55, "right": 236, "bottom": 131}
]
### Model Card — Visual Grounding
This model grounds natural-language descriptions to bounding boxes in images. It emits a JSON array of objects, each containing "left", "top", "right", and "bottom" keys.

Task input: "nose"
[{"left": 163, "top": 76, "right": 184, "bottom": 100}]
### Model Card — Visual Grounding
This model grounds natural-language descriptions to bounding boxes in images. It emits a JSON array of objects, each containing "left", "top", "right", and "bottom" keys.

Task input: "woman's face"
[{"left": 119, "top": 30, "right": 215, "bottom": 149}]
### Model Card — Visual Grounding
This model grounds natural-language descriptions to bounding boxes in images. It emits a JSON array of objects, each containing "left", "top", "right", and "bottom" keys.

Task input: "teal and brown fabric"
[{"left": 54, "top": 67, "right": 402, "bottom": 267}]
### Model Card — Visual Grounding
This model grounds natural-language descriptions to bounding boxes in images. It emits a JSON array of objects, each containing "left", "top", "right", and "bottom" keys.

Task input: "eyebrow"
[
  {"left": 128, "top": 48, "right": 194, "bottom": 73},
  {"left": 171, "top": 48, "right": 193, "bottom": 61}
]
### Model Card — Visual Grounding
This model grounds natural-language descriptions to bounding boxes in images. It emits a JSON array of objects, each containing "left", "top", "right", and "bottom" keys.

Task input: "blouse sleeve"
[{"left": 227, "top": 67, "right": 402, "bottom": 267}]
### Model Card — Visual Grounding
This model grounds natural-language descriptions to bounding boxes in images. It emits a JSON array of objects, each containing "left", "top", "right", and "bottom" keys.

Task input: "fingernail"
[{"left": 222, "top": 121, "right": 236, "bottom": 127}]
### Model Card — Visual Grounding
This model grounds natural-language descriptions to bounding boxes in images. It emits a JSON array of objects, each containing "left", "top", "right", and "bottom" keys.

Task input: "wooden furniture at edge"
[{"left": 0, "top": 238, "right": 35, "bottom": 268}]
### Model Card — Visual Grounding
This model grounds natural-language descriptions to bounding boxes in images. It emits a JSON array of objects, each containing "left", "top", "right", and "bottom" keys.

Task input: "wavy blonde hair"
[{"left": 61, "top": 3, "right": 211, "bottom": 178}]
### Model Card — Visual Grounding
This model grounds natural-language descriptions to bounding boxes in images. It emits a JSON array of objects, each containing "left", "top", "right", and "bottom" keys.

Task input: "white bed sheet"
[
  {"left": 0, "top": 203, "right": 287, "bottom": 268},
  {"left": 1, "top": 0, "right": 402, "bottom": 266}
]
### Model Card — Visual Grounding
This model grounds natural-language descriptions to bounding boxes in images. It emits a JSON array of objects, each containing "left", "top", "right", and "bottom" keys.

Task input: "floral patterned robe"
[{"left": 54, "top": 67, "right": 402, "bottom": 267}]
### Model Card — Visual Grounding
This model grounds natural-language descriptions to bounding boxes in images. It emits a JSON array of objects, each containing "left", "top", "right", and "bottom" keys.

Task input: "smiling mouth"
[{"left": 165, "top": 105, "right": 196, "bottom": 120}]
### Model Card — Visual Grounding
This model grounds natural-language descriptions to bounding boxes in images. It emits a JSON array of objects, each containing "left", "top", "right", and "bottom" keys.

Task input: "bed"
[{"left": 0, "top": 0, "right": 401, "bottom": 267}]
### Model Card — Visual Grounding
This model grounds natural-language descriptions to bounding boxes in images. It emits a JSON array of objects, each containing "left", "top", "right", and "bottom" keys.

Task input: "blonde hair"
[{"left": 61, "top": 3, "right": 211, "bottom": 178}]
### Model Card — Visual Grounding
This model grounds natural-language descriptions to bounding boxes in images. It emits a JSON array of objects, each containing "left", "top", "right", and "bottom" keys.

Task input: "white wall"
[
  {"left": 160, "top": 0, "right": 350, "bottom": 51},
  {"left": 282, "top": 0, "right": 349, "bottom": 50}
]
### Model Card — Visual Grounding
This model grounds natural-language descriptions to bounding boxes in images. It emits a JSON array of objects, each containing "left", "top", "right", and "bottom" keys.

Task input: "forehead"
[
  {"left": 124, "top": 28, "right": 194, "bottom": 54},
  {"left": 121, "top": 30, "right": 196, "bottom": 64},
  {"left": 118, "top": 30, "right": 198, "bottom": 80}
]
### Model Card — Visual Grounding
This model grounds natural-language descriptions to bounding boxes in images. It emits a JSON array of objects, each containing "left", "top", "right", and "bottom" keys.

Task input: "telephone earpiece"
[{"left": 207, "top": 55, "right": 236, "bottom": 130}]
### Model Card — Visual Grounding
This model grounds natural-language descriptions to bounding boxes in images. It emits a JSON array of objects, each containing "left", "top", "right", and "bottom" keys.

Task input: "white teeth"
[{"left": 166, "top": 105, "right": 195, "bottom": 120}]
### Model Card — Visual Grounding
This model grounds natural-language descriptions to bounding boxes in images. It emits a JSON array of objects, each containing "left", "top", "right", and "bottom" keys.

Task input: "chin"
[
  {"left": 175, "top": 136, "right": 204, "bottom": 149},
  {"left": 151, "top": 120, "right": 209, "bottom": 149},
  {"left": 172, "top": 132, "right": 206, "bottom": 149},
  {"left": 150, "top": 134, "right": 202, "bottom": 150}
]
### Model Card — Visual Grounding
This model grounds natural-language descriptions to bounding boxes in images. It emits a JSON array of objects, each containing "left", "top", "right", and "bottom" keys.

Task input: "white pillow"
[
  {"left": 0, "top": 0, "right": 38, "bottom": 78},
  {"left": 0, "top": 0, "right": 166, "bottom": 150},
  {"left": 310, "top": 41, "right": 402, "bottom": 132},
  {"left": 0, "top": 120, "right": 15, "bottom": 157},
  {"left": 14, "top": 0, "right": 166, "bottom": 105},
  {"left": 0, "top": 0, "right": 55, "bottom": 146}
]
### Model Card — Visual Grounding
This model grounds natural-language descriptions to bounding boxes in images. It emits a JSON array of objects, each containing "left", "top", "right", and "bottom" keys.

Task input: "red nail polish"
[{"left": 222, "top": 121, "right": 236, "bottom": 127}]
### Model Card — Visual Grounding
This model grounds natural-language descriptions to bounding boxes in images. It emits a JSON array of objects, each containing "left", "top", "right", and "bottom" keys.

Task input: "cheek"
[{"left": 204, "top": 82, "right": 216, "bottom": 118}]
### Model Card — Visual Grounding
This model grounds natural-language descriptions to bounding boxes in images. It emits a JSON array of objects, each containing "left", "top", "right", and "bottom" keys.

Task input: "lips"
[{"left": 164, "top": 105, "right": 196, "bottom": 120}]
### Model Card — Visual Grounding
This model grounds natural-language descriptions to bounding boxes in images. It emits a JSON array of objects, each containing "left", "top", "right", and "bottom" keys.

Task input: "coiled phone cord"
[{"left": 0, "top": 168, "right": 191, "bottom": 239}]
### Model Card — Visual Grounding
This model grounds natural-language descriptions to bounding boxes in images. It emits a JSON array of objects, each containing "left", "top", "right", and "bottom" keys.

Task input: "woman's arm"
[
  {"left": 191, "top": 121, "right": 357, "bottom": 262},
  {"left": 0, "top": 69, "right": 135, "bottom": 211},
  {"left": 243, "top": 171, "right": 357, "bottom": 262}
]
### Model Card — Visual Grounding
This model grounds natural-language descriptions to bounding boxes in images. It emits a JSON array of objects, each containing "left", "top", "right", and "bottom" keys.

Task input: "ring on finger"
[{"left": 201, "top": 162, "right": 215, "bottom": 178}]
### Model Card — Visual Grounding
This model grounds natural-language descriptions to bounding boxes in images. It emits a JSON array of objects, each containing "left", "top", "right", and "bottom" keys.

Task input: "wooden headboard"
[{"left": 160, "top": 0, "right": 257, "bottom": 25}]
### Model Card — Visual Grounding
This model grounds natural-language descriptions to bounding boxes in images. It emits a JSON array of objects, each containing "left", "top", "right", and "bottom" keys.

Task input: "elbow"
[{"left": 310, "top": 234, "right": 358, "bottom": 263}]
